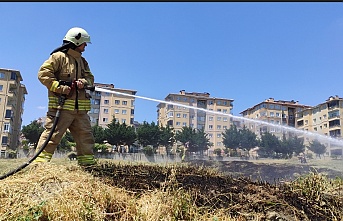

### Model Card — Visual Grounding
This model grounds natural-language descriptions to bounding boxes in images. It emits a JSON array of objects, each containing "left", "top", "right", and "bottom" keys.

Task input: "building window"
[
  {"left": 176, "top": 122, "right": 181, "bottom": 126},
  {"left": 104, "top": 109, "right": 109, "bottom": 114},
  {"left": 217, "top": 133, "right": 221, "bottom": 138},
  {"left": 209, "top": 125, "right": 213, "bottom": 129},
  {"left": 209, "top": 116, "right": 213, "bottom": 121},
  {"left": 5, "top": 110, "right": 11, "bottom": 118},
  {"left": 217, "top": 142, "right": 222, "bottom": 146},
  {"left": 3, "top": 123, "right": 10, "bottom": 132},
  {"left": 10, "top": 72, "right": 16, "bottom": 80},
  {"left": 122, "top": 101, "right": 127, "bottom": 105},
  {"left": 122, "top": 119, "right": 126, "bottom": 123},
  {"left": 115, "top": 109, "right": 119, "bottom": 114},
  {"left": 0, "top": 72, "right": 5, "bottom": 79},
  {"left": 217, "top": 109, "right": 221, "bottom": 112},
  {"left": 183, "top": 114, "right": 187, "bottom": 118},
  {"left": 102, "top": 118, "right": 108, "bottom": 123},
  {"left": 94, "top": 99, "right": 100, "bottom": 105},
  {"left": 208, "top": 100, "right": 214, "bottom": 105},
  {"left": 223, "top": 117, "right": 228, "bottom": 122},
  {"left": 95, "top": 92, "right": 101, "bottom": 96},
  {"left": 115, "top": 100, "right": 120, "bottom": 105},
  {"left": 94, "top": 108, "right": 99, "bottom": 114},
  {"left": 2, "top": 136, "right": 8, "bottom": 145},
  {"left": 223, "top": 109, "right": 227, "bottom": 113},
  {"left": 182, "top": 122, "right": 187, "bottom": 126},
  {"left": 208, "top": 133, "right": 213, "bottom": 138},
  {"left": 168, "top": 112, "right": 173, "bottom": 117},
  {"left": 122, "top": 110, "right": 127, "bottom": 114},
  {"left": 217, "top": 117, "right": 221, "bottom": 121},
  {"left": 223, "top": 126, "right": 227, "bottom": 130},
  {"left": 176, "top": 113, "right": 181, "bottom": 118},
  {"left": 104, "top": 100, "right": 109, "bottom": 104},
  {"left": 270, "top": 112, "right": 274, "bottom": 117},
  {"left": 0, "top": 85, "right": 3, "bottom": 91},
  {"left": 217, "top": 125, "right": 221, "bottom": 130},
  {"left": 217, "top": 101, "right": 222, "bottom": 105}
]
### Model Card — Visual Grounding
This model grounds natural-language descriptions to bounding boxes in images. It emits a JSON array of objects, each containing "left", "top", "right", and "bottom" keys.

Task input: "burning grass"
[{"left": 0, "top": 160, "right": 342, "bottom": 221}]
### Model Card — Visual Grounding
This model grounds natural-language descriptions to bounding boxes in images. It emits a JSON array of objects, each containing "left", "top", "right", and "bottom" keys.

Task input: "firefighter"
[{"left": 34, "top": 27, "right": 96, "bottom": 166}]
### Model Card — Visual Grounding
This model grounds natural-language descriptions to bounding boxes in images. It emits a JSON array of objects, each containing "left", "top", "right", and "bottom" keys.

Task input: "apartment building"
[
  {"left": 0, "top": 68, "right": 27, "bottom": 158},
  {"left": 88, "top": 83, "right": 137, "bottom": 128},
  {"left": 240, "top": 98, "right": 312, "bottom": 139},
  {"left": 296, "top": 95, "right": 343, "bottom": 156},
  {"left": 157, "top": 90, "right": 234, "bottom": 151}
]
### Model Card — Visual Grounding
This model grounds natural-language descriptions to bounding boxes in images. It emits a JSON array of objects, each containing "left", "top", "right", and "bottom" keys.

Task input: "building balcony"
[
  {"left": 329, "top": 124, "right": 341, "bottom": 129},
  {"left": 328, "top": 115, "right": 340, "bottom": 119}
]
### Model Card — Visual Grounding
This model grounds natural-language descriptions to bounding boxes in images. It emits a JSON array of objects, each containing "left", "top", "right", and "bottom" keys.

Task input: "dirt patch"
[
  {"left": 84, "top": 161, "right": 343, "bottom": 221},
  {"left": 188, "top": 160, "right": 343, "bottom": 184}
]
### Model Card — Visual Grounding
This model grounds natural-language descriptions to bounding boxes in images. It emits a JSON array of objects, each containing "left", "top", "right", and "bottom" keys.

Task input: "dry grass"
[
  {"left": 0, "top": 161, "right": 239, "bottom": 221},
  {"left": 0, "top": 158, "right": 342, "bottom": 221}
]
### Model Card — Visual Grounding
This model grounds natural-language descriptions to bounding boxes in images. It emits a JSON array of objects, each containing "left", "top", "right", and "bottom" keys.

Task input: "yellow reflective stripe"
[
  {"left": 33, "top": 151, "right": 53, "bottom": 163},
  {"left": 50, "top": 81, "right": 59, "bottom": 92},
  {"left": 41, "top": 62, "right": 54, "bottom": 70},
  {"left": 77, "top": 155, "right": 95, "bottom": 165},
  {"left": 48, "top": 97, "right": 91, "bottom": 110}
]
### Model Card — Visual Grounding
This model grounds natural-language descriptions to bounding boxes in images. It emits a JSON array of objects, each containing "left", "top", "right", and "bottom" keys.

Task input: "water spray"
[{"left": 95, "top": 87, "right": 343, "bottom": 147}]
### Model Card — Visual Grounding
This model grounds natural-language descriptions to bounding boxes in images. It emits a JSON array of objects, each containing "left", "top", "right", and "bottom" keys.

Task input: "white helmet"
[{"left": 63, "top": 27, "right": 91, "bottom": 46}]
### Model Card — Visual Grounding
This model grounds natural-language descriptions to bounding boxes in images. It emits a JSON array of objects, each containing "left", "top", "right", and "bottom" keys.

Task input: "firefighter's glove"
[{"left": 55, "top": 85, "right": 71, "bottom": 95}]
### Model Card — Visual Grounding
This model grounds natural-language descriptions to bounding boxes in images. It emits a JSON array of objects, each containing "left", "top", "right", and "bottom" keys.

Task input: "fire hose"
[{"left": 0, "top": 82, "right": 95, "bottom": 180}]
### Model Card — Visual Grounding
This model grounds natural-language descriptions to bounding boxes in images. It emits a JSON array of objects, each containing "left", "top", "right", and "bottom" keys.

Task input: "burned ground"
[{"left": 84, "top": 160, "right": 343, "bottom": 221}]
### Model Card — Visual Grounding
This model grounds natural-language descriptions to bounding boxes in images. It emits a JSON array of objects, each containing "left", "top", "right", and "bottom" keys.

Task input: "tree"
[
  {"left": 159, "top": 125, "right": 175, "bottom": 155},
  {"left": 222, "top": 124, "right": 240, "bottom": 150},
  {"left": 281, "top": 134, "right": 305, "bottom": 159},
  {"left": 136, "top": 121, "right": 160, "bottom": 150},
  {"left": 239, "top": 126, "right": 258, "bottom": 151},
  {"left": 259, "top": 131, "right": 281, "bottom": 158},
  {"left": 92, "top": 124, "right": 105, "bottom": 144},
  {"left": 21, "top": 120, "right": 45, "bottom": 148},
  {"left": 104, "top": 119, "right": 137, "bottom": 149},
  {"left": 193, "top": 128, "right": 212, "bottom": 154},
  {"left": 308, "top": 140, "right": 326, "bottom": 159},
  {"left": 175, "top": 126, "right": 197, "bottom": 151},
  {"left": 175, "top": 126, "right": 212, "bottom": 155}
]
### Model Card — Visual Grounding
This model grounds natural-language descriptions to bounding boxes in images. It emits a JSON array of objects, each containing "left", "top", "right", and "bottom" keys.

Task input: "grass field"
[{"left": 0, "top": 157, "right": 342, "bottom": 221}]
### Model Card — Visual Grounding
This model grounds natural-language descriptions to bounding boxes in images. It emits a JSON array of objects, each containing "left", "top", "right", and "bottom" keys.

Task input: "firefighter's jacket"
[{"left": 38, "top": 49, "right": 94, "bottom": 111}]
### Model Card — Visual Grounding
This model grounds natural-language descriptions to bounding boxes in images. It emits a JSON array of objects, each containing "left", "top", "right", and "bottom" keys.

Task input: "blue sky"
[{"left": 1, "top": 2, "right": 343, "bottom": 127}]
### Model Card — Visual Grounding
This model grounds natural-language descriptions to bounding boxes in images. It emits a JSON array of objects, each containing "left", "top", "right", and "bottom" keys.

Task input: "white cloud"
[{"left": 37, "top": 106, "right": 46, "bottom": 110}]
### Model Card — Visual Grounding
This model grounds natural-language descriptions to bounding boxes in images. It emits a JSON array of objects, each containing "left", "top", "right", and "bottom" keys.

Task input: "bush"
[
  {"left": 213, "top": 148, "right": 222, "bottom": 157},
  {"left": 143, "top": 146, "right": 154, "bottom": 156}
]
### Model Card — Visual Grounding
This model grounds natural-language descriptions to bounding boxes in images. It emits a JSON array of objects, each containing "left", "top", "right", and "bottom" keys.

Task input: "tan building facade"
[
  {"left": 0, "top": 68, "right": 27, "bottom": 158},
  {"left": 157, "top": 90, "right": 234, "bottom": 151},
  {"left": 240, "top": 98, "right": 312, "bottom": 139},
  {"left": 296, "top": 95, "right": 343, "bottom": 156},
  {"left": 89, "top": 83, "right": 136, "bottom": 128}
]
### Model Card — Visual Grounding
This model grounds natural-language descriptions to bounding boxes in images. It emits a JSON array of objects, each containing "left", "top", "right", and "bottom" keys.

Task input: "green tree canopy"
[
  {"left": 21, "top": 120, "right": 45, "bottom": 148},
  {"left": 308, "top": 140, "right": 327, "bottom": 158},
  {"left": 136, "top": 121, "right": 160, "bottom": 149},
  {"left": 222, "top": 124, "right": 240, "bottom": 150},
  {"left": 159, "top": 125, "right": 175, "bottom": 154},
  {"left": 104, "top": 119, "right": 136, "bottom": 148},
  {"left": 259, "top": 131, "right": 281, "bottom": 158},
  {"left": 92, "top": 124, "right": 105, "bottom": 144},
  {"left": 175, "top": 126, "right": 212, "bottom": 153}
]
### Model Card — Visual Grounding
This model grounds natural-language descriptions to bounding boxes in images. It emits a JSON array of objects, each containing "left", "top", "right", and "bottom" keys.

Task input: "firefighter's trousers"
[{"left": 34, "top": 109, "right": 95, "bottom": 165}]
